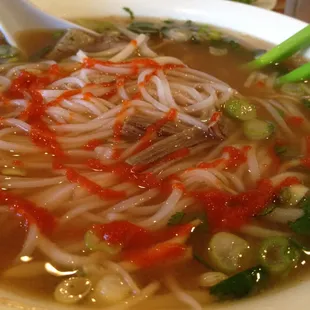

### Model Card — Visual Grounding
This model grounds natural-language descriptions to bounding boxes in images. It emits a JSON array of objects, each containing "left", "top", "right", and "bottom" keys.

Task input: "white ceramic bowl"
[{"left": 0, "top": 0, "right": 309, "bottom": 309}]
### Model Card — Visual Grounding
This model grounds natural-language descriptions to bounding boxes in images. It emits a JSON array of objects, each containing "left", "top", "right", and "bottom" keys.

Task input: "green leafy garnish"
[
  {"left": 128, "top": 22, "right": 159, "bottom": 34},
  {"left": 123, "top": 7, "right": 135, "bottom": 21},
  {"left": 168, "top": 212, "right": 185, "bottom": 226},
  {"left": 164, "top": 20, "right": 174, "bottom": 24},
  {"left": 289, "top": 197, "right": 310, "bottom": 235},
  {"left": 167, "top": 211, "right": 208, "bottom": 230},
  {"left": 210, "top": 265, "right": 268, "bottom": 300},
  {"left": 168, "top": 211, "right": 208, "bottom": 235}
]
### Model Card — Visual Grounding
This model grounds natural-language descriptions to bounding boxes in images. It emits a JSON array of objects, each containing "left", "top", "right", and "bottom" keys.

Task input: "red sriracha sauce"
[
  {"left": 91, "top": 221, "right": 193, "bottom": 268},
  {"left": 122, "top": 243, "right": 187, "bottom": 268},
  {"left": 83, "top": 139, "right": 102, "bottom": 151},
  {"left": 87, "top": 159, "right": 161, "bottom": 189},
  {"left": 194, "top": 177, "right": 301, "bottom": 232},
  {"left": 223, "top": 145, "right": 251, "bottom": 169},
  {"left": 0, "top": 189, "right": 56, "bottom": 234},
  {"left": 65, "top": 168, "right": 126, "bottom": 201},
  {"left": 285, "top": 116, "right": 304, "bottom": 127}
]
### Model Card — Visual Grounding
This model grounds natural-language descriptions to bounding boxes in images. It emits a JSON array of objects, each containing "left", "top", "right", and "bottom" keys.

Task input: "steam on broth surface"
[{"left": 1, "top": 11, "right": 310, "bottom": 309}]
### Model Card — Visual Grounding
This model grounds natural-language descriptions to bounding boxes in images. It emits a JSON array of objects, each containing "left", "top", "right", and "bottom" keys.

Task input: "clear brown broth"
[{"left": 1, "top": 17, "right": 310, "bottom": 308}]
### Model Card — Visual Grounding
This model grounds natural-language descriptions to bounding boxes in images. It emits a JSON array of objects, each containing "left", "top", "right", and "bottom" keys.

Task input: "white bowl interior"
[{"left": 1, "top": 0, "right": 309, "bottom": 309}]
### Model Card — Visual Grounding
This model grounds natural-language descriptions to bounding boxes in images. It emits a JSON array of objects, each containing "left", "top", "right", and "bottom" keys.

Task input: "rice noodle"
[
  {"left": 0, "top": 21, "right": 309, "bottom": 310},
  {"left": 165, "top": 275, "right": 202, "bottom": 310}
]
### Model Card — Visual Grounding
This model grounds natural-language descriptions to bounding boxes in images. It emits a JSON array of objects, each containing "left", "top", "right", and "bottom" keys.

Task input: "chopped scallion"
[
  {"left": 208, "top": 232, "right": 249, "bottom": 273},
  {"left": 258, "top": 236, "right": 300, "bottom": 274},
  {"left": 279, "top": 185, "right": 309, "bottom": 208},
  {"left": 224, "top": 98, "right": 257, "bottom": 121},
  {"left": 243, "top": 119, "right": 275, "bottom": 140}
]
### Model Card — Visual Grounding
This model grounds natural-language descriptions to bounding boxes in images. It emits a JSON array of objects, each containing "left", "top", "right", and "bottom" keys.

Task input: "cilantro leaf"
[
  {"left": 123, "top": 7, "right": 134, "bottom": 21},
  {"left": 168, "top": 212, "right": 185, "bottom": 226},
  {"left": 289, "top": 197, "right": 310, "bottom": 235},
  {"left": 210, "top": 265, "right": 268, "bottom": 300}
]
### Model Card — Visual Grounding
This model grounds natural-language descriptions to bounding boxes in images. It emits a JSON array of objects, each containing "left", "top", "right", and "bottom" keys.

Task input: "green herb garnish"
[
  {"left": 289, "top": 197, "right": 310, "bottom": 235},
  {"left": 123, "top": 7, "right": 135, "bottom": 21},
  {"left": 168, "top": 211, "right": 208, "bottom": 232},
  {"left": 210, "top": 265, "right": 268, "bottom": 300},
  {"left": 168, "top": 212, "right": 185, "bottom": 226},
  {"left": 128, "top": 22, "right": 159, "bottom": 34}
]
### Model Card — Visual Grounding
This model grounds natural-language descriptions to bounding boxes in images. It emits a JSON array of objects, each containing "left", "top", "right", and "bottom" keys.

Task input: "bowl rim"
[{"left": 1, "top": 0, "right": 310, "bottom": 309}]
